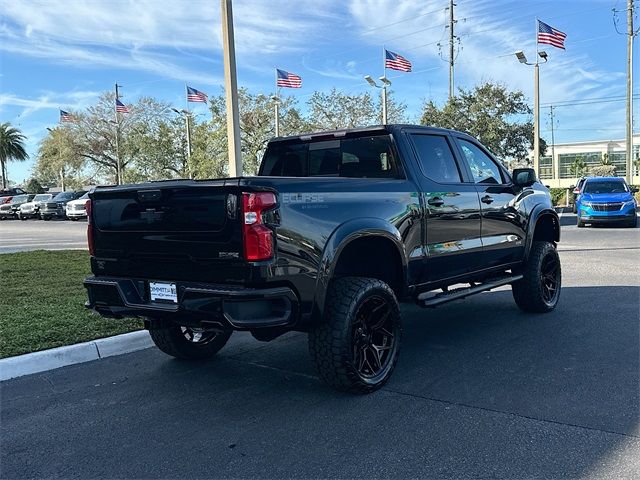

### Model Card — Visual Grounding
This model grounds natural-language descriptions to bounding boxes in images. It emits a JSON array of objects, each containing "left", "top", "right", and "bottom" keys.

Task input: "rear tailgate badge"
[{"left": 140, "top": 208, "right": 164, "bottom": 223}]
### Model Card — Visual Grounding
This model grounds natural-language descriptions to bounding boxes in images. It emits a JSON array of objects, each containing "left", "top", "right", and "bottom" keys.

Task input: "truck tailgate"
[{"left": 90, "top": 181, "right": 249, "bottom": 283}]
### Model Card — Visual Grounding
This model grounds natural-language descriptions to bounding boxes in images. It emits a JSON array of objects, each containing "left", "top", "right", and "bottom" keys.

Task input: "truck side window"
[
  {"left": 410, "top": 134, "right": 462, "bottom": 183},
  {"left": 457, "top": 139, "right": 504, "bottom": 184}
]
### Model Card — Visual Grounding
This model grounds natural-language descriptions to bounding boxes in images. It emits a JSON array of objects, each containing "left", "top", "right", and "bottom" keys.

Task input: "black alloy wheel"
[
  {"left": 352, "top": 295, "right": 397, "bottom": 380},
  {"left": 539, "top": 253, "right": 561, "bottom": 306}
]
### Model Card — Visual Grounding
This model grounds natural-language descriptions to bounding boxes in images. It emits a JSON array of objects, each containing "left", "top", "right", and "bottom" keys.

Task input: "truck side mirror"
[
  {"left": 631, "top": 187, "right": 639, "bottom": 194},
  {"left": 512, "top": 168, "right": 537, "bottom": 188}
]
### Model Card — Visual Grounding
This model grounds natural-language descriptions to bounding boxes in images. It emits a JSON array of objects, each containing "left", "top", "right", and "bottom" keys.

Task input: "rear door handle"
[
  {"left": 428, "top": 197, "right": 445, "bottom": 207},
  {"left": 481, "top": 195, "right": 494, "bottom": 204}
]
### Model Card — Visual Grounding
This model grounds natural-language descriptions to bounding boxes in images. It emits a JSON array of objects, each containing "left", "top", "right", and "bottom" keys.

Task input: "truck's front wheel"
[
  {"left": 308, "top": 277, "right": 402, "bottom": 394},
  {"left": 149, "top": 322, "right": 232, "bottom": 360},
  {"left": 512, "top": 241, "right": 561, "bottom": 313}
]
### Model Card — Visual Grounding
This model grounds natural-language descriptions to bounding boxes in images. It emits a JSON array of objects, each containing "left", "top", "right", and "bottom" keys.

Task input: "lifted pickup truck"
[{"left": 84, "top": 125, "right": 561, "bottom": 393}]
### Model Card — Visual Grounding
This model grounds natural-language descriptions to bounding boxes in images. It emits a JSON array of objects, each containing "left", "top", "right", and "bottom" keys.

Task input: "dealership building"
[{"left": 537, "top": 133, "right": 639, "bottom": 188}]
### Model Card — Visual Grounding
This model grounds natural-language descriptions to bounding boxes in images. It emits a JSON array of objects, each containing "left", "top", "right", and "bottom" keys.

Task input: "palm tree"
[{"left": 0, "top": 122, "right": 29, "bottom": 189}]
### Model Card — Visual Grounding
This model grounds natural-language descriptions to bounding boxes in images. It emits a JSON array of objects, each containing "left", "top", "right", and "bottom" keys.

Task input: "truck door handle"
[
  {"left": 428, "top": 197, "right": 445, "bottom": 207},
  {"left": 481, "top": 195, "right": 494, "bottom": 204}
]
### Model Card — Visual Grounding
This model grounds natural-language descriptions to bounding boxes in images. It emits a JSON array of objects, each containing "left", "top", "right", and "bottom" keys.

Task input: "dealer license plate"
[{"left": 149, "top": 282, "right": 178, "bottom": 303}]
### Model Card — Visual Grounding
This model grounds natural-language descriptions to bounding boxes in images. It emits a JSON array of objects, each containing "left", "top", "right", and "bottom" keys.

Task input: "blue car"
[{"left": 576, "top": 177, "right": 638, "bottom": 228}]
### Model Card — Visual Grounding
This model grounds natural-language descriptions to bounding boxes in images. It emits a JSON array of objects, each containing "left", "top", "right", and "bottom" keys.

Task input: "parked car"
[
  {"left": 570, "top": 177, "right": 587, "bottom": 213},
  {"left": 84, "top": 124, "right": 561, "bottom": 393},
  {"left": 576, "top": 177, "right": 637, "bottom": 228},
  {"left": 18, "top": 193, "right": 55, "bottom": 220},
  {"left": 0, "top": 194, "right": 35, "bottom": 220},
  {"left": 1, "top": 195, "right": 13, "bottom": 205},
  {"left": 65, "top": 192, "right": 90, "bottom": 220},
  {"left": 39, "top": 191, "right": 86, "bottom": 220}
]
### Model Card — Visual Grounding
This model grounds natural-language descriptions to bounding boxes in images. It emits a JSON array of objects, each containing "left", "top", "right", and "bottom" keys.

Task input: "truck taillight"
[
  {"left": 86, "top": 199, "right": 95, "bottom": 256},
  {"left": 242, "top": 192, "right": 276, "bottom": 261}
]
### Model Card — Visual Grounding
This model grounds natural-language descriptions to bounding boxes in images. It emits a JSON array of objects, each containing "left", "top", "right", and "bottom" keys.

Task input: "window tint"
[
  {"left": 458, "top": 139, "right": 503, "bottom": 184},
  {"left": 261, "top": 134, "right": 398, "bottom": 178},
  {"left": 261, "top": 143, "right": 308, "bottom": 176},
  {"left": 410, "top": 134, "right": 461, "bottom": 183}
]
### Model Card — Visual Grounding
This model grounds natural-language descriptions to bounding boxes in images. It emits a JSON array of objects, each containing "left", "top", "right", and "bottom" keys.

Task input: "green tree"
[
  {"left": 569, "top": 156, "right": 587, "bottom": 178},
  {"left": 420, "top": 82, "right": 546, "bottom": 161},
  {"left": 206, "top": 88, "right": 307, "bottom": 175},
  {"left": 71, "top": 93, "right": 175, "bottom": 184},
  {"left": 24, "top": 178, "right": 45, "bottom": 193},
  {"left": 306, "top": 88, "right": 406, "bottom": 130},
  {"left": 35, "top": 127, "right": 85, "bottom": 191},
  {"left": 0, "top": 122, "right": 29, "bottom": 189}
]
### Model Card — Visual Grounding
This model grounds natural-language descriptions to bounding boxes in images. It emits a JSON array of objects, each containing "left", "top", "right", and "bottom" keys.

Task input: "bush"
[
  {"left": 590, "top": 165, "right": 617, "bottom": 177},
  {"left": 549, "top": 188, "right": 568, "bottom": 207}
]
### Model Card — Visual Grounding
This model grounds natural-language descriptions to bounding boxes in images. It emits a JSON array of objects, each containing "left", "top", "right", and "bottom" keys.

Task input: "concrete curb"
[{"left": 0, "top": 330, "right": 153, "bottom": 381}]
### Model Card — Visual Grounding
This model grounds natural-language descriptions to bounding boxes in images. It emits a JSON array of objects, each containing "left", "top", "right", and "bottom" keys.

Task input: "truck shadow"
[{"left": 140, "top": 284, "right": 638, "bottom": 477}]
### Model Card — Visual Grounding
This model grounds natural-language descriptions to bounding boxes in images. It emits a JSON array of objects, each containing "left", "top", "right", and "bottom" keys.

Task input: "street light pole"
[
  {"left": 114, "top": 83, "right": 122, "bottom": 185},
  {"left": 46, "top": 127, "right": 65, "bottom": 192},
  {"left": 172, "top": 109, "right": 193, "bottom": 178},
  {"left": 625, "top": 0, "right": 634, "bottom": 183},
  {"left": 273, "top": 97, "right": 280, "bottom": 137},
  {"left": 534, "top": 62, "right": 540, "bottom": 175},
  {"left": 220, "top": 0, "right": 242, "bottom": 177},
  {"left": 515, "top": 50, "right": 547, "bottom": 178},
  {"left": 364, "top": 75, "right": 391, "bottom": 124}
]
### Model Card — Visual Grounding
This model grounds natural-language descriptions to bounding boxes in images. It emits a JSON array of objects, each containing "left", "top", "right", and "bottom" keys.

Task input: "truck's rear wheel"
[
  {"left": 512, "top": 241, "right": 561, "bottom": 313},
  {"left": 149, "top": 322, "right": 232, "bottom": 360},
  {"left": 308, "top": 277, "right": 402, "bottom": 394}
]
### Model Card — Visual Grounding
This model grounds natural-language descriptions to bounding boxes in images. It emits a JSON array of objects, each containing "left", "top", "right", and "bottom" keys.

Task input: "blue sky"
[{"left": 0, "top": 0, "right": 637, "bottom": 183}]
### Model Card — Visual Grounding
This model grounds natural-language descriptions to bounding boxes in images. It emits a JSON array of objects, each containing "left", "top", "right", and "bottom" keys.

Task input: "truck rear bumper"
[{"left": 84, "top": 275, "right": 298, "bottom": 329}]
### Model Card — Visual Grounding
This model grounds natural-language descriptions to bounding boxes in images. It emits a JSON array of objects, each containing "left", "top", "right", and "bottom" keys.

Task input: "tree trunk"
[{"left": 1, "top": 159, "right": 7, "bottom": 189}]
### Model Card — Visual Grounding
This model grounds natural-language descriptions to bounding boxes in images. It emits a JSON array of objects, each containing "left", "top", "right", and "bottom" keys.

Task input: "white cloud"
[
  {"left": 0, "top": 0, "right": 343, "bottom": 82},
  {"left": 0, "top": 89, "right": 101, "bottom": 119}
]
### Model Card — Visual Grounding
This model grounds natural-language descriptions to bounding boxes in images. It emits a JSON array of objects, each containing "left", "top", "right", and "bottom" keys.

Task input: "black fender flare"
[
  {"left": 311, "top": 218, "right": 408, "bottom": 321},
  {"left": 525, "top": 205, "right": 560, "bottom": 259}
]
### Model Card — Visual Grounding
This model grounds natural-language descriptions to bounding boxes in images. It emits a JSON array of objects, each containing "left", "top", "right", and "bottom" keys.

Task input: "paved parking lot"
[
  {"left": 0, "top": 218, "right": 87, "bottom": 253},
  {"left": 1, "top": 219, "right": 639, "bottom": 478}
]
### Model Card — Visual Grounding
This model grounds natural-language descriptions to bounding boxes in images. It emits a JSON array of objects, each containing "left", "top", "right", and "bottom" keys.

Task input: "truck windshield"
[
  {"left": 583, "top": 181, "right": 628, "bottom": 194},
  {"left": 260, "top": 134, "right": 399, "bottom": 178}
]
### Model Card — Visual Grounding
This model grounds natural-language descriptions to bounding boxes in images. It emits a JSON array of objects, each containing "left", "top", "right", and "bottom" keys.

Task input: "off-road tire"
[
  {"left": 308, "top": 276, "right": 402, "bottom": 394},
  {"left": 512, "top": 241, "right": 561, "bottom": 313},
  {"left": 149, "top": 322, "right": 232, "bottom": 360}
]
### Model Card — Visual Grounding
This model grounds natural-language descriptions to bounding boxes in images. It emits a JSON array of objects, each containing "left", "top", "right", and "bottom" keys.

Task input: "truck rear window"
[{"left": 260, "top": 134, "right": 399, "bottom": 178}]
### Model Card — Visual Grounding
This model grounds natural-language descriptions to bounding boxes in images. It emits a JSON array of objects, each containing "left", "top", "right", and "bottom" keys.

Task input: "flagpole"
[
  {"left": 381, "top": 46, "right": 388, "bottom": 125},
  {"left": 114, "top": 82, "right": 122, "bottom": 185},
  {"left": 533, "top": 18, "right": 540, "bottom": 176},
  {"left": 274, "top": 68, "right": 280, "bottom": 137},
  {"left": 184, "top": 84, "right": 193, "bottom": 179}
]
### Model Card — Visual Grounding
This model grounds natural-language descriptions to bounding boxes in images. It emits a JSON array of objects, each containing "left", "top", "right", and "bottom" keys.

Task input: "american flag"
[
  {"left": 59, "top": 110, "right": 74, "bottom": 122},
  {"left": 187, "top": 86, "right": 208, "bottom": 103},
  {"left": 115, "top": 99, "right": 130, "bottom": 113},
  {"left": 385, "top": 50, "right": 412, "bottom": 72},
  {"left": 276, "top": 69, "right": 302, "bottom": 88},
  {"left": 537, "top": 20, "right": 567, "bottom": 50}
]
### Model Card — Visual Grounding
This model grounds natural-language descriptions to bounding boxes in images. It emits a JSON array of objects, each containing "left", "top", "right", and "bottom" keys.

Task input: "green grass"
[{"left": 0, "top": 250, "right": 142, "bottom": 358}]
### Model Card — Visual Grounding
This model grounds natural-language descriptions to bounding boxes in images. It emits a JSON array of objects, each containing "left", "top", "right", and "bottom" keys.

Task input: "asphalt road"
[
  {"left": 0, "top": 218, "right": 87, "bottom": 253},
  {"left": 1, "top": 219, "right": 639, "bottom": 479}
]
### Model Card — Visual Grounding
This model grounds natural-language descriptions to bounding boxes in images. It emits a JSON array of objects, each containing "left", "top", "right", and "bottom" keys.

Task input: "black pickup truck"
[{"left": 84, "top": 125, "right": 561, "bottom": 393}]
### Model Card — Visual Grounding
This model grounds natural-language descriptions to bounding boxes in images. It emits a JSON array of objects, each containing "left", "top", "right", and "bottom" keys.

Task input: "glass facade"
[
  {"left": 608, "top": 152, "right": 626, "bottom": 177},
  {"left": 558, "top": 152, "right": 601, "bottom": 179},
  {"left": 539, "top": 156, "right": 553, "bottom": 179}
]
